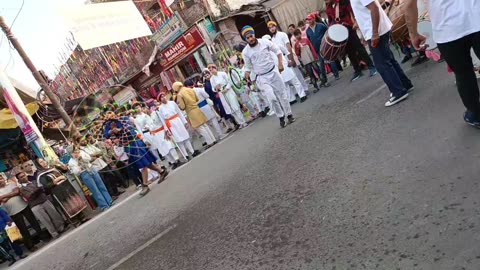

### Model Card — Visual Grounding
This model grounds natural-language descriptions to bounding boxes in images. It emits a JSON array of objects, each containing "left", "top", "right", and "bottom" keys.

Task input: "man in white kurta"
[
  {"left": 241, "top": 25, "right": 296, "bottom": 128},
  {"left": 146, "top": 106, "right": 183, "bottom": 169},
  {"left": 268, "top": 21, "right": 309, "bottom": 97},
  {"left": 185, "top": 81, "right": 226, "bottom": 139},
  {"left": 132, "top": 105, "right": 162, "bottom": 162},
  {"left": 262, "top": 35, "right": 307, "bottom": 104},
  {"left": 156, "top": 94, "right": 199, "bottom": 159},
  {"left": 208, "top": 64, "right": 248, "bottom": 128}
]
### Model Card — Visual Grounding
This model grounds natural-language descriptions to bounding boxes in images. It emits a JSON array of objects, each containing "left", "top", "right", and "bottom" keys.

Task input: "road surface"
[{"left": 15, "top": 59, "right": 480, "bottom": 270}]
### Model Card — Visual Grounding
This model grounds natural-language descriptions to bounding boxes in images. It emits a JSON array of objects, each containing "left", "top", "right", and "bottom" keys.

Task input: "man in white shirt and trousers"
[
  {"left": 404, "top": 0, "right": 480, "bottom": 128},
  {"left": 268, "top": 21, "right": 308, "bottom": 103},
  {"left": 208, "top": 64, "right": 248, "bottom": 129},
  {"left": 184, "top": 79, "right": 226, "bottom": 139},
  {"left": 241, "top": 25, "right": 296, "bottom": 128},
  {"left": 350, "top": 0, "right": 414, "bottom": 107}
]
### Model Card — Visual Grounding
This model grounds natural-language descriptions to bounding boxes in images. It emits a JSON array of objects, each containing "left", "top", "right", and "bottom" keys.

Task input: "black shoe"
[
  {"left": 8, "top": 260, "right": 16, "bottom": 267},
  {"left": 464, "top": 111, "right": 480, "bottom": 129},
  {"left": 351, "top": 72, "right": 363, "bottom": 82},
  {"left": 411, "top": 56, "right": 429, "bottom": 66},
  {"left": 226, "top": 128, "right": 233, "bottom": 133},
  {"left": 280, "top": 117, "right": 287, "bottom": 128},
  {"left": 385, "top": 92, "right": 409, "bottom": 107},
  {"left": 313, "top": 86, "right": 320, "bottom": 93},
  {"left": 289, "top": 100, "right": 297, "bottom": 105},
  {"left": 300, "top": 96, "right": 307, "bottom": 103},
  {"left": 320, "top": 81, "right": 331, "bottom": 87},
  {"left": 202, "top": 142, "right": 207, "bottom": 147},
  {"left": 192, "top": 150, "right": 201, "bottom": 157},
  {"left": 401, "top": 55, "right": 412, "bottom": 64},
  {"left": 259, "top": 111, "right": 266, "bottom": 118},
  {"left": 287, "top": 115, "right": 296, "bottom": 124},
  {"left": 172, "top": 160, "right": 184, "bottom": 170}
]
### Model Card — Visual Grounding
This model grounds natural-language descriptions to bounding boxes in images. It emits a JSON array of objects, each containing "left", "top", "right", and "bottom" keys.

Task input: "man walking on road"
[
  {"left": 404, "top": 0, "right": 480, "bottom": 128},
  {"left": 241, "top": 25, "right": 296, "bottom": 128},
  {"left": 350, "top": 0, "right": 414, "bottom": 107}
]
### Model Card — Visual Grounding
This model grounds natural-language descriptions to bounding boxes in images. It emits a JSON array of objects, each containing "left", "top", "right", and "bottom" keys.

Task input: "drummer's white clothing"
[
  {"left": 243, "top": 39, "right": 292, "bottom": 118},
  {"left": 350, "top": 0, "right": 392, "bottom": 40},
  {"left": 426, "top": 0, "right": 480, "bottom": 43},
  {"left": 193, "top": 87, "right": 225, "bottom": 138},
  {"left": 210, "top": 71, "right": 247, "bottom": 126},
  {"left": 272, "top": 31, "right": 309, "bottom": 92}
]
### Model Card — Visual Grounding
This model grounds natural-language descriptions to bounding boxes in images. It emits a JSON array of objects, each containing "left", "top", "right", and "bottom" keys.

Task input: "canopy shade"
[{"left": 0, "top": 102, "right": 39, "bottom": 129}]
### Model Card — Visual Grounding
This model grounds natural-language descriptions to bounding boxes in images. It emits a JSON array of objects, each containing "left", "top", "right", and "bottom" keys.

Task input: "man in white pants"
[
  {"left": 268, "top": 21, "right": 309, "bottom": 95},
  {"left": 208, "top": 64, "right": 248, "bottom": 129},
  {"left": 184, "top": 79, "right": 226, "bottom": 139},
  {"left": 157, "top": 94, "right": 200, "bottom": 160},
  {"left": 262, "top": 35, "right": 307, "bottom": 104},
  {"left": 242, "top": 25, "right": 296, "bottom": 128}
]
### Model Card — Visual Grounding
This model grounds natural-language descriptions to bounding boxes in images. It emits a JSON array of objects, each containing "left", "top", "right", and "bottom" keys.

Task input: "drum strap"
[{"left": 335, "top": 1, "right": 340, "bottom": 23}]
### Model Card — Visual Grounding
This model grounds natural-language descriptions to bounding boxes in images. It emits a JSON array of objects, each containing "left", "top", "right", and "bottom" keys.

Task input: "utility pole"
[{"left": 0, "top": 16, "right": 80, "bottom": 138}]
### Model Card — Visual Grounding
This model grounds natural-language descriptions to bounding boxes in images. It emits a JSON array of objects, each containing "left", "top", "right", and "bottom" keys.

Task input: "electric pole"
[{"left": 0, "top": 16, "right": 80, "bottom": 138}]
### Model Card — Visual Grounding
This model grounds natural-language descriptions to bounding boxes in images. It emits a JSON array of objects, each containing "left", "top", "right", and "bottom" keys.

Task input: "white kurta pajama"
[
  {"left": 133, "top": 113, "right": 161, "bottom": 160},
  {"left": 243, "top": 39, "right": 292, "bottom": 118},
  {"left": 210, "top": 71, "right": 247, "bottom": 127},
  {"left": 156, "top": 101, "right": 195, "bottom": 157},
  {"left": 271, "top": 32, "right": 307, "bottom": 99},
  {"left": 148, "top": 111, "right": 179, "bottom": 163},
  {"left": 193, "top": 87, "right": 225, "bottom": 138}
]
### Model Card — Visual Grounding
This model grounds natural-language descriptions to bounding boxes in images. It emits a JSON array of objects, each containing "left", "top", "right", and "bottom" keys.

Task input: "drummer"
[
  {"left": 325, "top": 0, "right": 377, "bottom": 82},
  {"left": 305, "top": 13, "right": 339, "bottom": 86},
  {"left": 350, "top": 0, "right": 414, "bottom": 107}
]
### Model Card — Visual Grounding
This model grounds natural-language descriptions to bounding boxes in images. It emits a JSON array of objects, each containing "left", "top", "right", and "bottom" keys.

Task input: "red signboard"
[{"left": 158, "top": 27, "right": 205, "bottom": 69}]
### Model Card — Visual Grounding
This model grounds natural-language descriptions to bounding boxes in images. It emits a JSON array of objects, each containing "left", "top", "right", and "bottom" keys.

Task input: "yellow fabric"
[
  {"left": 0, "top": 102, "right": 39, "bottom": 129},
  {"left": 176, "top": 87, "right": 208, "bottom": 129}
]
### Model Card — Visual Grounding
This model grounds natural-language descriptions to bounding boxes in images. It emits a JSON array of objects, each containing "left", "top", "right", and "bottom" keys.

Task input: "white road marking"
[
  {"left": 355, "top": 84, "right": 387, "bottom": 105},
  {"left": 105, "top": 224, "right": 177, "bottom": 270}
]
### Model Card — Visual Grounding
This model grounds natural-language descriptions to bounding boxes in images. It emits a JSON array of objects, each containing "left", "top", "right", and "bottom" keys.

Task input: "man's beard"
[{"left": 248, "top": 39, "right": 259, "bottom": 47}]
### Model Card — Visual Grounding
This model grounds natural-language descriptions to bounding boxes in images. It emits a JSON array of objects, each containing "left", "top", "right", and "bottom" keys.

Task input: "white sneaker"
[{"left": 385, "top": 92, "right": 409, "bottom": 107}]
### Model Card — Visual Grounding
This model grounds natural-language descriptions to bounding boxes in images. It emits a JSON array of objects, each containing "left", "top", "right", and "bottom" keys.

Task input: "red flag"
[{"left": 158, "top": 0, "right": 173, "bottom": 18}]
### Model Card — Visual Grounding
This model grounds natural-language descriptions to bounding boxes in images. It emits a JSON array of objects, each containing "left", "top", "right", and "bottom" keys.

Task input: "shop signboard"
[
  {"left": 151, "top": 12, "right": 186, "bottom": 51},
  {"left": 158, "top": 27, "right": 205, "bottom": 69},
  {"left": 202, "top": 17, "right": 218, "bottom": 41}
]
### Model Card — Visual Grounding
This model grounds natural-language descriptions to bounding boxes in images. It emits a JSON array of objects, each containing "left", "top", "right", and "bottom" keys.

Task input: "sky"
[{"left": 0, "top": 0, "right": 86, "bottom": 92}]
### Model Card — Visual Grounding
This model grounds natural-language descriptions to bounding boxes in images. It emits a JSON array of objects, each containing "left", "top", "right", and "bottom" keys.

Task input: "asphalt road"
[{"left": 14, "top": 59, "right": 480, "bottom": 270}]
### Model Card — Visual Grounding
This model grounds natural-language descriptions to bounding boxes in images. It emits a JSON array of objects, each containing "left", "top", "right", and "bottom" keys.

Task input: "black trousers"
[
  {"left": 304, "top": 62, "right": 322, "bottom": 86},
  {"left": 346, "top": 26, "right": 374, "bottom": 73},
  {"left": 438, "top": 31, "right": 480, "bottom": 117},
  {"left": 10, "top": 206, "right": 43, "bottom": 250},
  {"left": 98, "top": 166, "right": 119, "bottom": 196}
]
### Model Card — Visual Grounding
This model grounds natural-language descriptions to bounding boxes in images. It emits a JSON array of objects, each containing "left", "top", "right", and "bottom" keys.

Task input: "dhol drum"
[
  {"left": 320, "top": 24, "right": 349, "bottom": 62},
  {"left": 417, "top": 20, "right": 437, "bottom": 50},
  {"left": 386, "top": 0, "right": 409, "bottom": 43}
]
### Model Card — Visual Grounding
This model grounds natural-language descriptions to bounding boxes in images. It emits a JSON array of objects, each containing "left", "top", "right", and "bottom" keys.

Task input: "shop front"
[{"left": 157, "top": 26, "right": 212, "bottom": 85}]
